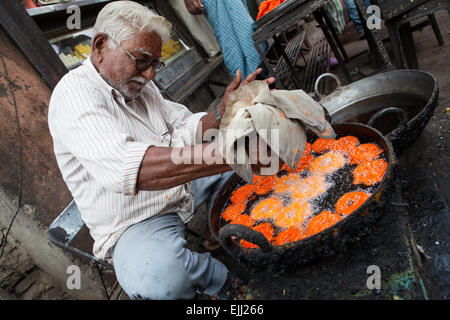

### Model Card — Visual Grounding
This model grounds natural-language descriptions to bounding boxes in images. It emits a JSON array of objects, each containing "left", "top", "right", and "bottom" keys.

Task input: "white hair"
[{"left": 92, "top": 1, "right": 172, "bottom": 47}]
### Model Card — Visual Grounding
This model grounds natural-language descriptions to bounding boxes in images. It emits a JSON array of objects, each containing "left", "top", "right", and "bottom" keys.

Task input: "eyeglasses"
[{"left": 108, "top": 35, "right": 165, "bottom": 73}]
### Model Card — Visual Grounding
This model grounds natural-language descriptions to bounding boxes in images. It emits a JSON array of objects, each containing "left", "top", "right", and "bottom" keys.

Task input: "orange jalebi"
[
  {"left": 281, "top": 154, "right": 314, "bottom": 173},
  {"left": 281, "top": 162, "right": 293, "bottom": 172},
  {"left": 335, "top": 191, "right": 371, "bottom": 216},
  {"left": 230, "top": 214, "right": 255, "bottom": 228},
  {"left": 274, "top": 200, "right": 312, "bottom": 229},
  {"left": 273, "top": 172, "right": 301, "bottom": 193},
  {"left": 302, "top": 142, "right": 312, "bottom": 156},
  {"left": 223, "top": 134, "right": 387, "bottom": 246},
  {"left": 295, "top": 154, "right": 315, "bottom": 172},
  {"left": 253, "top": 175, "right": 278, "bottom": 195},
  {"left": 330, "top": 136, "right": 360, "bottom": 155},
  {"left": 252, "top": 175, "right": 264, "bottom": 184},
  {"left": 312, "top": 138, "right": 336, "bottom": 154},
  {"left": 273, "top": 227, "right": 308, "bottom": 246},
  {"left": 349, "top": 143, "right": 383, "bottom": 165},
  {"left": 306, "top": 211, "right": 342, "bottom": 236},
  {"left": 250, "top": 196, "right": 284, "bottom": 221},
  {"left": 256, "top": 0, "right": 286, "bottom": 20},
  {"left": 240, "top": 222, "right": 274, "bottom": 248},
  {"left": 309, "top": 151, "right": 347, "bottom": 175},
  {"left": 353, "top": 159, "right": 388, "bottom": 186},
  {"left": 221, "top": 202, "right": 246, "bottom": 222},
  {"left": 230, "top": 184, "right": 254, "bottom": 204}
]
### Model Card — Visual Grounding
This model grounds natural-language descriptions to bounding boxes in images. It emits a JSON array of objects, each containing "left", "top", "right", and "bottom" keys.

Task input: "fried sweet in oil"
[
  {"left": 353, "top": 159, "right": 388, "bottom": 186},
  {"left": 273, "top": 227, "right": 308, "bottom": 246},
  {"left": 330, "top": 136, "right": 360, "bottom": 155},
  {"left": 230, "top": 184, "right": 255, "bottom": 204},
  {"left": 282, "top": 154, "right": 315, "bottom": 173},
  {"left": 254, "top": 222, "right": 274, "bottom": 242},
  {"left": 291, "top": 174, "right": 329, "bottom": 200},
  {"left": 273, "top": 172, "right": 301, "bottom": 193},
  {"left": 274, "top": 200, "right": 312, "bottom": 229},
  {"left": 281, "top": 162, "right": 293, "bottom": 172},
  {"left": 309, "top": 151, "right": 347, "bottom": 175},
  {"left": 349, "top": 143, "right": 383, "bottom": 165},
  {"left": 256, "top": 0, "right": 286, "bottom": 20},
  {"left": 250, "top": 196, "right": 284, "bottom": 221},
  {"left": 306, "top": 211, "right": 342, "bottom": 236},
  {"left": 302, "top": 142, "right": 312, "bottom": 156},
  {"left": 230, "top": 214, "right": 255, "bottom": 228},
  {"left": 252, "top": 175, "right": 264, "bottom": 184},
  {"left": 253, "top": 175, "right": 278, "bottom": 195},
  {"left": 222, "top": 202, "right": 246, "bottom": 222},
  {"left": 295, "top": 154, "right": 315, "bottom": 172},
  {"left": 240, "top": 222, "right": 274, "bottom": 249},
  {"left": 312, "top": 138, "right": 336, "bottom": 154},
  {"left": 335, "top": 191, "right": 371, "bottom": 216}
]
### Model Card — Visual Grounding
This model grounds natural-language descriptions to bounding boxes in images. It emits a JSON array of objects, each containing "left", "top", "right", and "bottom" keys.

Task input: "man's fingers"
[
  {"left": 193, "top": 0, "right": 204, "bottom": 14},
  {"left": 194, "top": 0, "right": 204, "bottom": 8},
  {"left": 241, "top": 68, "right": 276, "bottom": 87},
  {"left": 185, "top": 0, "right": 203, "bottom": 14},
  {"left": 227, "top": 70, "right": 242, "bottom": 92},
  {"left": 265, "top": 77, "right": 276, "bottom": 85},
  {"left": 242, "top": 68, "right": 262, "bottom": 85}
]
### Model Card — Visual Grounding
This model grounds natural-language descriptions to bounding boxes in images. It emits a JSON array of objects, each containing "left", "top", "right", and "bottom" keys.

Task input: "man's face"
[{"left": 98, "top": 31, "right": 162, "bottom": 100}]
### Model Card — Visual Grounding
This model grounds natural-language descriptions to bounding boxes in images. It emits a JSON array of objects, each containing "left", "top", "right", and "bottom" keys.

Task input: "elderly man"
[{"left": 48, "top": 1, "right": 274, "bottom": 300}]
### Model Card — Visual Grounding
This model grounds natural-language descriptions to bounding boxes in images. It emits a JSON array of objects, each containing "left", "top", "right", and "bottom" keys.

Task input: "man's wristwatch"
[{"left": 213, "top": 102, "right": 222, "bottom": 123}]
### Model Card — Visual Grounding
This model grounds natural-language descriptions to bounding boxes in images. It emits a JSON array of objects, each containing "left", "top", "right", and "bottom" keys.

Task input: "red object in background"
[
  {"left": 256, "top": 0, "right": 287, "bottom": 20},
  {"left": 23, "top": 0, "right": 38, "bottom": 9}
]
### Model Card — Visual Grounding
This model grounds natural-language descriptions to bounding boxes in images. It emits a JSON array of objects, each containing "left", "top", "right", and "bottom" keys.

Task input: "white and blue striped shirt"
[{"left": 48, "top": 57, "right": 206, "bottom": 259}]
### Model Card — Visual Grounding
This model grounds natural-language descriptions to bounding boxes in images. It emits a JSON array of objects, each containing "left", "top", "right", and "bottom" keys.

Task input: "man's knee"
[{"left": 113, "top": 240, "right": 194, "bottom": 300}]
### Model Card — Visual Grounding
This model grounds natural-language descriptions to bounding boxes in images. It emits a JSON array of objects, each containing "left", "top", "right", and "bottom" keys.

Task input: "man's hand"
[
  {"left": 184, "top": 0, "right": 204, "bottom": 15},
  {"left": 218, "top": 68, "right": 276, "bottom": 116}
]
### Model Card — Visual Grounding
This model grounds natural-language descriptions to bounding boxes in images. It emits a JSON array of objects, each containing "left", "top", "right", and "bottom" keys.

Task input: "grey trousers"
[{"left": 111, "top": 171, "right": 233, "bottom": 300}]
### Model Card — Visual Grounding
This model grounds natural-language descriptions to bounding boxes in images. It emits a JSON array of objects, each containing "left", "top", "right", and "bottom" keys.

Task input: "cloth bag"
[{"left": 218, "top": 81, "right": 335, "bottom": 183}]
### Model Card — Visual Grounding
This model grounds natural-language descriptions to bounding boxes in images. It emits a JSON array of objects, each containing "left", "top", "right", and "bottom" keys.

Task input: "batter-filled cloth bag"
[{"left": 218, "top": 81, "right": 335, "bottom": 183}]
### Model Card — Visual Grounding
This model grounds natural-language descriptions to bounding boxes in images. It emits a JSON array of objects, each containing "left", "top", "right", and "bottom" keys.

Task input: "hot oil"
[
  {"left": 219, "top": 137, "right": 387, "bottom": 240},
  {"left": 309, "top": 137, "right": 386, "bottom": 217}
]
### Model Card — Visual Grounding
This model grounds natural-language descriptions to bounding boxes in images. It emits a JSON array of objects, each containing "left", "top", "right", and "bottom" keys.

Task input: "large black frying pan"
[{"left": 209, "top": 123, "right": 396, "bottom": 271}]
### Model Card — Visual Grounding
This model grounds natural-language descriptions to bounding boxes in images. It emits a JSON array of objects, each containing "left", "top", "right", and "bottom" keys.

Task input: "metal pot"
[
  {"left": 316, "top": 70, "right": 438, "bottom": 154},
  {"left": 209, "top": 123, "right": 396, "bottom": 271}
]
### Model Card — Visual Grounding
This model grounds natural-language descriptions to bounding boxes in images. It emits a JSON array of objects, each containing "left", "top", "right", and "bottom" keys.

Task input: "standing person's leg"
[
  {"left": 111, "top": 213, "right": 228, "bottom": 300},
  {"left": 168, "top": 0, "right": 221, "bottom": 57},
  {"left": 343, "top": 0, "right": 365, "bottom": 36}
]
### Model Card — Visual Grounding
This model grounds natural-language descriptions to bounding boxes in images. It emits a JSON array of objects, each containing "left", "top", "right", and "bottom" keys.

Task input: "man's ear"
[{"left": 91, "top": 33, "right": 108, "bottom": 64}]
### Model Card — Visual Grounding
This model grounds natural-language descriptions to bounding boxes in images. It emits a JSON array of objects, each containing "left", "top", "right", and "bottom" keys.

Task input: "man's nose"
[{"left": 141, "top": 67, "right": 156, "bottom": 81}]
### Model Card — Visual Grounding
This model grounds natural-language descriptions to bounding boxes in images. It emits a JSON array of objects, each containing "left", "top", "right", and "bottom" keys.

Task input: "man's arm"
[
  {"left": 138, "top": 69, "right": 276, "bottom": 191},
  {"left": 137, "top": 142, "right": 231, "bottom": 191}
]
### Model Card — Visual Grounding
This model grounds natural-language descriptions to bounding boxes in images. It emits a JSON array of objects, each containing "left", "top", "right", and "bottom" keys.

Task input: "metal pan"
[
  {"left": 315, "top": 70, "right": 438, "bottom": 154},
  {"left": 209, "top": 123, "right": 396, "bottom": 271}
]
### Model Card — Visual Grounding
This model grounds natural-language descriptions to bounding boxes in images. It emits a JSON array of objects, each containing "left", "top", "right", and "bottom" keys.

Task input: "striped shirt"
[{"left": 48, "top": 57, "right": 207, "bottom": 259}]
